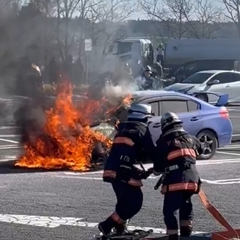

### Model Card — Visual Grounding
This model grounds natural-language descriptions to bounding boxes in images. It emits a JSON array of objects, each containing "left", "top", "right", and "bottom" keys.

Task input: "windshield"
[
  {"left": 182, "top": 72, "right": 213, "bottom": 84},
  {"left": 117, "top": 42, "right": 133, "bottom": 55}
]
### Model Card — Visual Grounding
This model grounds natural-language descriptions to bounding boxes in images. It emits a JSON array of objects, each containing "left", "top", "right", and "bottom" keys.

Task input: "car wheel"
[{"left": 196, "top": 130, "right": 218, "bottom": 160}]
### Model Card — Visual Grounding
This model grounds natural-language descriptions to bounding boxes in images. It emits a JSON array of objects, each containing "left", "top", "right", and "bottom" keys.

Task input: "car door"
[
  {"left": 160, "top": 97, "right": 203, "bottom": 135},
  {"left": 223, "top": 72, "right": 240, "bottom": 99},
  {"left": 205, "top": 72, "right": 233, "bottom": 94},
  {"left": 140, "top": 98, "right": 162, "bottom": 144}
]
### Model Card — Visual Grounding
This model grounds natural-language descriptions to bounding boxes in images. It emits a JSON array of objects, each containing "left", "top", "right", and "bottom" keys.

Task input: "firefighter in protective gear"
[
  {"left": 135, "top": 65, "right": 156, "bottom": 90},
  {"left": 153, "top": 112, "right": 203, "bottom": 240},
  {"left": 98, "top": 103, "right": 155, "bottom": 238}
]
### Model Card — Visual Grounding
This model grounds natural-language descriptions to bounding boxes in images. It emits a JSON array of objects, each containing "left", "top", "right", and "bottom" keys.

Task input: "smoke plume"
[{"left": 101, "top": 81, "right": 138, "bottom": 106}]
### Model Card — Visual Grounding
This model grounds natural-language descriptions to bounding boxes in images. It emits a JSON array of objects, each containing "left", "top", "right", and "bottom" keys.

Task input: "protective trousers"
[
  {"left": 163, "top": 191, "right": 193, "bottom": 239},
  {"left": 112, "top": 181, "right": 143, "bottom": 221},
  {"left": 99, "top": 181, "right": 143, "bottom": 235}
]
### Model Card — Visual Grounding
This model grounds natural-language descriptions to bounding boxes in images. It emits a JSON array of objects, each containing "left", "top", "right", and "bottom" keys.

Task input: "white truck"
[
  {"left": 100, "top": 38, "right": 157, "bottom": 77},
  {"left": 164, "top": 38, "right": 240, "bottom": 68}
]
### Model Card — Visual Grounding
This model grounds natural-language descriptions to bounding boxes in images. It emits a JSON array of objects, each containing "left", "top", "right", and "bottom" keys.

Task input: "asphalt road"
[{"left": 0, "top": 127, "right": 240, "bottom": 240}]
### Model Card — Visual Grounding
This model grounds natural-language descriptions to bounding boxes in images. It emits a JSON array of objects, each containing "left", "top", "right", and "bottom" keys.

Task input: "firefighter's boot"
[
  {"left": 168, "top": 234, "right": 179, "bottom": 240},
  {"left": 98, "top": 217, "right": 116, "bottom": 236},
  {"left": 114, "top": 222, "right": 128, "bottom": 235},
  {"left": 180, "top": 226, "right": 192, "bottom": 237}
]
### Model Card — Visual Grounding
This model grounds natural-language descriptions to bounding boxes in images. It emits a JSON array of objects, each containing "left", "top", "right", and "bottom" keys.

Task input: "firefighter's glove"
[{"left": 139, "top": 168, "right": 153, "bottom": 179}]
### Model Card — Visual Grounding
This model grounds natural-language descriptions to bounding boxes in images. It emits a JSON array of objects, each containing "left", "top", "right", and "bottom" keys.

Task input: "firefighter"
[
  {"left": 98, "top": 103, "right": 155, "bottom": 238},
  {"left": 153, "top": 112, "right": 203, "bottom": 240},
  {"left": 135, "top": 65, "right": 156, "bottom": 90}
]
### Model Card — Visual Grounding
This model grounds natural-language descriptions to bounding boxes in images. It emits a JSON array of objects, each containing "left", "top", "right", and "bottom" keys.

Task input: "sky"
[{"left": 128, "top": 0, "right": 227, "bottom": 20}]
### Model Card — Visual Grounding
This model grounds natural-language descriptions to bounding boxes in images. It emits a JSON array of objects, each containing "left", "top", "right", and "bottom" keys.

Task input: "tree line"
[{"left": 0, "top": 0, "right": 239, "bottom": 88}]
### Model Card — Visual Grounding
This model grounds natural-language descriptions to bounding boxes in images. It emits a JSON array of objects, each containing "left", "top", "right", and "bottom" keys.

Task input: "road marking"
[
  {"left": 232, "top": 134, "right": 240, "bottom": 137},
  {"left": 0, "top": 145, "right": 20, "bottom": 150},
  {"left": 49, "top": 159, "right": 240, "bottom": 177},
  {"left": 201, "top": 178, "right": 240, "bottom": 185},
  {"left": 0, "top": 126, "right": 19, "bottom": 130},
  {"left": 197, "top": 159, "right": 240, "bottom": 164},
  {"left": 0, "top": 138, "right": 19, "bottom": 144},
  {"left": 220, "top": 144, "right": 240, "bottom": 149},
  {"left": 55, "top": 176, "right": 103, "bottom": 180},
  {"left": 53, "top": 175, "right": 159, "bottom": 180},
  {"left": 0, "top": 155, "right": 17, "bottom": 160},
  {"left": 0, "top": 214, "right": 209, "bottom": 235},
  {"left": 0, "top": 135, "right": 20, "bottom": 138},
  {"left": 216, "top": 151, "right": 240, "bottom": 156}
]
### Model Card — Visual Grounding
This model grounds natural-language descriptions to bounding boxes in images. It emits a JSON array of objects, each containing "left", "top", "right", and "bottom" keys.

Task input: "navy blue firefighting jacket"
[
  {"left": 153, "top": 125, "right": 203, "bottom": 194},
  {"left": 103, "top": 121, "right": 154, "bottom": 187}
]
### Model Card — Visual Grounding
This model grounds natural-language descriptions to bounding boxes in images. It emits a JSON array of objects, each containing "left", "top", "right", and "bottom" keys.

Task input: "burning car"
[{"left": 14, "top": 81, "right": 131, "bottom": 171}]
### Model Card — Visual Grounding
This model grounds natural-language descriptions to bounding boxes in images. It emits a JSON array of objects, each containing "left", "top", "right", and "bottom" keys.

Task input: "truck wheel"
[{"left": 196, "top": 130, "right": 218, "bottom": 160}]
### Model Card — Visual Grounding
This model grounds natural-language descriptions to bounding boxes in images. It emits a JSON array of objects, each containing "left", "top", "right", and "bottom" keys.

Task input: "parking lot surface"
[{"left": 0, "top": 126, "right": 239, "bottom": 240}]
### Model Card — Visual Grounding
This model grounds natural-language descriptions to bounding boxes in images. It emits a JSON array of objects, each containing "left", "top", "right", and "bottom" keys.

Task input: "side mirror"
[{"left": 207, "top": 79, "right": 220, "bottom": 86}]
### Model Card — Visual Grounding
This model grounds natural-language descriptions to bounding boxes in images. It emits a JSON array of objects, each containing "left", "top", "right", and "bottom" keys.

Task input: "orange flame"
[{"left": 15, "top": 82, "right": 132, "bottom": 171}]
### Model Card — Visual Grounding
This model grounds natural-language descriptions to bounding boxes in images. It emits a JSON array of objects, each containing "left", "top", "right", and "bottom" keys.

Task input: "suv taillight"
[{"left": 219, "top": 107, "right": 229, "bottom": 118}]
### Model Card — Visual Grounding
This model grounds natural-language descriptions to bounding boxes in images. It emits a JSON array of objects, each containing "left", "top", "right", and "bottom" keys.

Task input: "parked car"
[
  {"left": 170, "top": 59, "right": 240, "bottom": 82},
  {"left": 131, "top": 90, "right": 233, "bottom": 160},
  {"left": 165, "top": 70, "right": 240, "bottom": 102}
]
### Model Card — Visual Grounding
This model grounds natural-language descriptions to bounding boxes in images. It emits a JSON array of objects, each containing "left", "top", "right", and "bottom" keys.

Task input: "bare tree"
[
  {"left": 187, "top": 0, "right": 224, "bottom": 38},
  {"left": 139, "top": 0, "right": 195, "bottom": 39},
  {"left": 222, "top": 0, "right": 240, "bottom": 38},
  {"left": 0, "top": 0, "right": 24, "bottom": 16},
  {"left": 95, "top": 0, "right": 137, "bottom": 56},
  {"left": 52, "top": 0, "right": 82, "bottom": 61}
]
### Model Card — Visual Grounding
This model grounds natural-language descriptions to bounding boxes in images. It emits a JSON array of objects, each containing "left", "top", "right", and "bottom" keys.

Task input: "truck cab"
[{"left": 113, "top": 38, "right": 154, "bottom": 74}]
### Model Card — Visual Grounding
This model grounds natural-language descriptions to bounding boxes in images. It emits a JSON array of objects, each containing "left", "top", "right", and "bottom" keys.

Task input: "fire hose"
[{"left": 154, "top": 176, "right": 240, "bottom": 239}]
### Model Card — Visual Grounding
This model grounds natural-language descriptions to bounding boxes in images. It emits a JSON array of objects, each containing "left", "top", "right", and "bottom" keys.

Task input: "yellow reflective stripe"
[
  {"left": 161, "top": 183, "right": 198, "bottom": 194},
  {"left": 128, "top": 179, "right": 143, "bottom": 187},
  {"left": 111, "top": 212, "right": 125, "bottom": 224},
  {"left": 103, "top": 170, "right": 116, "bottom": 178},
  {"left": 113, "top": 137, "right": 134, "bottom": 146},
  {"left": 167, "top": 148, "right": 196, "bottom": 160}
]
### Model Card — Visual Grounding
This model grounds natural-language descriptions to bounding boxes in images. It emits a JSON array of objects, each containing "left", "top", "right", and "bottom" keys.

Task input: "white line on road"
[
  {"left": 220, "top": 144, "right": 240, "bottom": 148},
  {"left": 54, "top": 175, "right": 159, "bottom": 180},
  {"left": 0, "top": 138, "right": 19, "bottom": 144},
  {"left": 216, "top": 151, "right": 240, "bottom": 156},
  {"left": 53, "top": 175, "right": 240, "bottom": 185},
  {"left": 0, "top": 145, "right": 20, "bottom": 150},
  {"left": 61, "top": 159, "right": 240, "bottom": 175},
  {"left": 197, "top": 159, "right": 240, "bottom": 164},
  {"left": 0, "top": 126, "right": 19, "bottom": 130},
  {"left": 219, "top": 147, "right": 240, "bottom": 150},
  {"left": 55, "top": 176, "right": 103, "bottom": 180},
  {"left": 201, "top": 178, "right": 240, "bottom": 185},
  {"left": 0, "top": 135, "right": 20, "bottom": 138},
  {"left": 0, "top": 214, "right": 209, "bottom": 236},
  {"left": 0, "top": 158, "right": 17, "bottom": 162}
]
